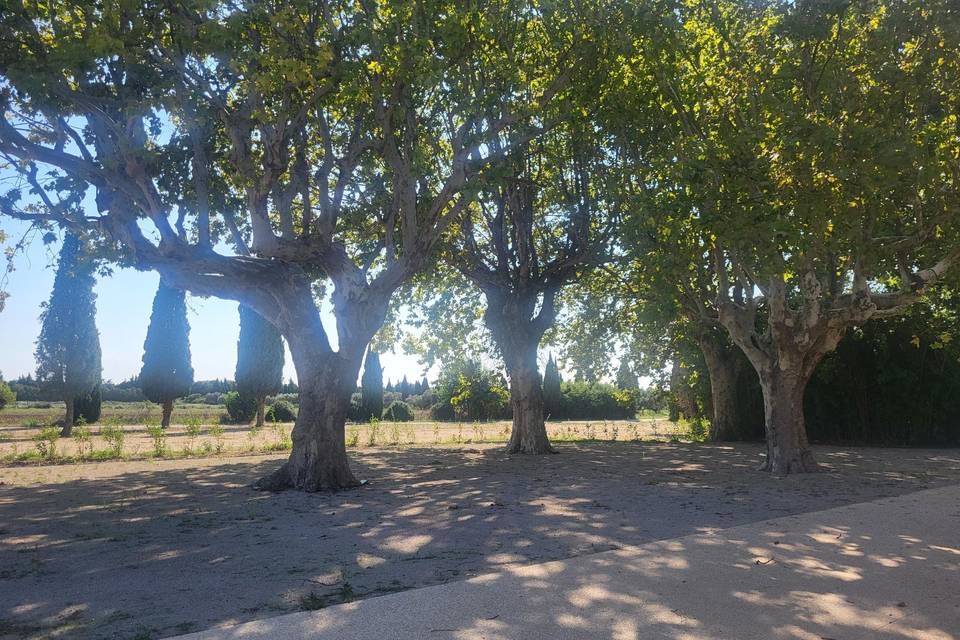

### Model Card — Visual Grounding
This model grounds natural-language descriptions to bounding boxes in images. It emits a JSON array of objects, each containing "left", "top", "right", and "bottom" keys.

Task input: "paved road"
[{"left": 175, "top": 485, "right": 960, "bottom": 640}]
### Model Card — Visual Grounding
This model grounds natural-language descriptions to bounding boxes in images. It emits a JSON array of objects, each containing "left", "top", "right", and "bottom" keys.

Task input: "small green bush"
[
  {"left": 74, "top": 385, "right": 102, "bottom": 424},
  {"left": 33, "top": 427, "right": 60, "bottom": 459},
  {"left": 383, "top": 401, "right": 414, "bottom": 422},
  {"left": 208, "top": 422, "right": 225, "bottom": 453},
  {"left": 146, "top": 424, "right": 167, "bottom": 457},
  {"left": 101, "top": 425, "right": 125, "bottom": 457},
  {"left": 266, "top": 399, "right": 297, "bottom": 422},
  {"left": 73, "top": 425, "right": 93, "bottom": 459},
  {"left": 224, "top": 391, "right": 257, "bottom": 423},
  {"left": 0, "top": 380, "right": 16, "bottom": 410}
]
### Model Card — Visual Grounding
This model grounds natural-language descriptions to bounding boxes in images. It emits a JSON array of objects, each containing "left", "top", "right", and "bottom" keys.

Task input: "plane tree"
[
  {"left": 446, "top": 121, "right": 623, "bottom": 453},
  {"left": 629, "top": 0, "right": 960, "bottom": 473},
  {"left": 0, "top": 0, "right": 594, "bottom": 490}
]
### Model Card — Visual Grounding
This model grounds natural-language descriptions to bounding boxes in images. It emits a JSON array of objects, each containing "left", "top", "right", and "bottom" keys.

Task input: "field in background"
[{"left": 0, "top": 402, "right": 682, "bottom": 463}]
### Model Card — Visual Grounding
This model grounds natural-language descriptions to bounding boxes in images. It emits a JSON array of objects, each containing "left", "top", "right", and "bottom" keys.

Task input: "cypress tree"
[
  {"left": 140, "top": 282, "right": 194, "bottom": 428},
  {"left": 543, "top": 353, "right": 562, "bottom": 419},
  {"left": 616, "top": 360, "right": 638, "bottom": 390},
  {"left": 235, "top": 304, "right": 285, "bottom": 427},
  {"left": 360, "top": 349, "right": 384, "bottom": 420},
  {"left": 35, "top": 233, "right": 101, "bottom": 436}
]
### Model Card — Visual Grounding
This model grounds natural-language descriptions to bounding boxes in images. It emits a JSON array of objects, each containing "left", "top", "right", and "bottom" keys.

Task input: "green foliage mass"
[
  {"left": 235, "top": 305, "right": 284, "bottom": 405},
  {"left": 430, "top": 360, "right": 510, "bottom": 421},
  {"left": 382, "top": 401, "right": 414, "bottom": 422},
  {"left": 266, "top": 399, "right": 297, "bottom": 423},
  {"left": 224, "top": 391, "right": 257, "bottom": 424},
  {"left": 360, "top": 350, "right": 384, "bottom": 421},
  {"left": 35, "top": 234, "right": 101, "bottom": 402},
  {"left": 74, "top": 385, "right": 102, "bottom": 424},
  {"left": 557, "top": 382, "right": 636, "bottom": 421},
  {"left": 543, "top": 355, "right": 562, "bottom": 418},
  {"left": 140, "top": 283, "right": 194, "bottom": 406},
  {"left": 0, "top": 379, "right": 15, "bottom": 410}
]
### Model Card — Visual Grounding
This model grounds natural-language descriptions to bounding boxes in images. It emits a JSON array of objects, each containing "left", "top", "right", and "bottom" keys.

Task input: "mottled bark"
[
  {"left": 255, "top": 356, "right": 360, "bottom": 492},
  {"left": 697, "top": 334, "right": 746, "bottom": 441},
  {"left": 758, "top": 367, "right": 817, "bottom": 474},
  {"left": 504, "top": 341, "right": 554, "bottom": 455},
  {"left": 670, "top": 357, "right": 699, "bottom": 422},
  {"left": 254, "top": 280, "right": 384, "bottom": 492}
]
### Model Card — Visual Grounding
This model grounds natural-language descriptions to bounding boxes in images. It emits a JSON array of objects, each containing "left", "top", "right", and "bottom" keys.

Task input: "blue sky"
[{"left": 0, "top": 218, "right": 428, "bottom": 385}]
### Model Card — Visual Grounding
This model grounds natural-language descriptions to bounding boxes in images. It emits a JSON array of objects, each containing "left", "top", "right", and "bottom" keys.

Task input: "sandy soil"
[{"left": 1, "top": 442, "right": 959, "bottom": 640}]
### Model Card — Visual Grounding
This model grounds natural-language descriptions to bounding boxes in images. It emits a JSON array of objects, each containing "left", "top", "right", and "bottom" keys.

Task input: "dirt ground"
[{"left": 2, "top": 442, "right": 959, "bottom": 640}]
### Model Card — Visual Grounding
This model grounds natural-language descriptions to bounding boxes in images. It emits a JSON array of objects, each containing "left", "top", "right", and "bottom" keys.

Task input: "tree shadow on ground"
[{"left": 1, "top": 442, "right": 959, "bottom": 639}]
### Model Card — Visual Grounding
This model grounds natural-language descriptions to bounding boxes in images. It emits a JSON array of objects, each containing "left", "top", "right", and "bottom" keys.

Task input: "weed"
[
  {"left": 101, "top": 425, "right": 125, "bottom": 457},
  {"left": 146, "top": 424, "right": 167, "bottom": 457},
  {"left": 33, "top": 427, "right": 60, "bottom": 460},
  {"left": 208, "top": 423, "right": 225, "bottom": 454},
  {"left": 184, "top": 418, "right": 202, "bottom": 453},
  {"left": 72, "top": 426, "right": 93, "bottom": 459},
  {"left": 272, "top": 422, "right": 291, "bottom": 449},
  {"left": 367, "top": 418, "right": 380, "bottom": 446},
  {"left": 299, "top": 592, "right": 326, "bottom": 611},
  {"left": 346, "top": 424, "right": 360, "bottom": 447},
  {"left": 388, "top": 421, "right": 401, "bottom": 445},
  {"left": 432, "top": 423, "right": 441, "bottom": 444}
]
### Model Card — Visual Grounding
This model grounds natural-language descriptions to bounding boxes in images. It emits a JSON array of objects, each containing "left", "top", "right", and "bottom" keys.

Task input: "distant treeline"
[{"left": 9, "top": 376, "right": 299, "bottom": 403}]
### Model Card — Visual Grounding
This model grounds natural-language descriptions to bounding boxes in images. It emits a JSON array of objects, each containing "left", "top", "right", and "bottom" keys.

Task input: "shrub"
[
  {"left": 224, "top": 391, "right": 257, "bottom": 423},
  {"left": 266, "top": 399, "right": 297, "bottom": 422},
  {"left": 74, "top": 385, "right": 102, "bottom": 424},
  {"left": 0, "top": 380, "right": 15, "bottom": 410},
  {"left": 558, "top": 382, "right": 636, "bottom": 420},
  {"left": 101, "top": 425, "right": 125, "bottom": 457},
  {"left": 433, "top": 360, "right": 509, "bottom": 421},
  {"left": 33, "top": 427, "right": 60, "bottom": 459},
  {"left": 208, "top": 423, "right": 225, "bottom": 454},
  {"left": 146, "top": 423, "right": 167, "bottom": 457},
  {"left": 204, "top": 392, "right": 224, "bottom": 405},
  {"left": 367, "top": 418, "right": 381, "bottom": 446},
  {"left": 73, "top": 426, "right": 93, "bottom": 459},
  {"left": 382, "top": 401, "right": 414, "bottom": 422}
]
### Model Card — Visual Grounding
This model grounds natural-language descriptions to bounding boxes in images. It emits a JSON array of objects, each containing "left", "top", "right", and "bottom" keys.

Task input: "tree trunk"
[
  {"left": 254, "top": 357, "right": 360, "bottom": 492},
  {"left": 757, "top": 367, "right": 818, "bottom": 474},
  {"left": 505, "top": 343, "right": 554, "bottom": 455},
  {"left": 161, "top": 399, "right": 174, "bottom": 428},
  {"left": 670, "top": 358, "right": 699, "bottom": 421},
  {"left": 256, "top": 397, "right": 266, "bottom": 428},
  {"left": 61, "top": 398, "right": 74, "bottom": 437},
  {"left": 698, "top": 336, "right": 743, "bottom": 441}
]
